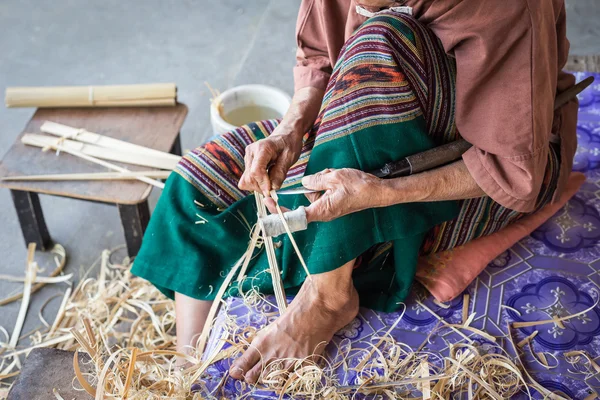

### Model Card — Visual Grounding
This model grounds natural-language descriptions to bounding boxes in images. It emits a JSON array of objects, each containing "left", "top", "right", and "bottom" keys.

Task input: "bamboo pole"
[
  {"left": 22, "top": 134, "right": 179, "bottom": 170},
  {"left": 40, "top": 121, "right": 181, "bottom": 161},
  {"left": 5, "top": 83, "right": 177, "bottom": 108},
  {"left": 1, "top": 171, "right": 172, "bottom": 182}
]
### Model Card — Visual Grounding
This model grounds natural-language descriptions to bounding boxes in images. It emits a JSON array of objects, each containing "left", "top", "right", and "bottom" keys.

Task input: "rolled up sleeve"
[
  {"left": 294, "top": 0, "right": 334, "bottom": 92},
  {"left": 428, "top": 0, "right": 561, "bottom": 212}
]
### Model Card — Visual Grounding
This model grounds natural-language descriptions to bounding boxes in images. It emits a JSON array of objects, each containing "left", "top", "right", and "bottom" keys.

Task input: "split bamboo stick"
[
  {"left": 255, "top": 193, "right": 288, "bottom": 312},
  {"left": 5, "top": 83, "right": 177, "bottom": 108},
  {"left": 1, "top": 171, "right": 172, "bottom": 182},
  {"left": 22, "top": 135, "right": 165, "bottom": 189},
  {"left": 22, "top": 134, "right": 179, "bottom": 170},
  {"left": 40, "top": 121, "right": 181, "bottom": 161}
]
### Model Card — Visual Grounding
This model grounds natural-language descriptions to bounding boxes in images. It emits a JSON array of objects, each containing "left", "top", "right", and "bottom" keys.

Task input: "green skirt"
[{"left": 131, "top": 13, "right": 460, "bottom": 312}]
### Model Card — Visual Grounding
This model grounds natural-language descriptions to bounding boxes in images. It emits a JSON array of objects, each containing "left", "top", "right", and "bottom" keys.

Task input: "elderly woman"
[{"left": 132, "top": 0, "right": 577, "bottom": 383}]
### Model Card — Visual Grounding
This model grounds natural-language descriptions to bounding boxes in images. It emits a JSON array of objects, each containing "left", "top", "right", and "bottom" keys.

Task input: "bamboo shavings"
[
  {"left": 205, "top": 82, "right": 223, "bottom": 118},
  {"left": 5, "top": 83, "right": 177, "bottom": 108},
  {"left": 0, "top": 243, "right": 593, "bottom": 399},
  {"left": 512, "top": 289, "right": 600, "bottom": 328},
  {"left": 0, "top": 245, "right": 596, "bottom": 398}
]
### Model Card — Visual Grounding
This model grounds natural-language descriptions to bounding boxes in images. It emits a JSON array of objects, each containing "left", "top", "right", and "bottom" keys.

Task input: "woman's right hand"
[
  {"left": 238, "top": 86, "right": 325, "bottom": 197},
  {"left": 238, "top": 126, "right": 304, "bottom": 196}
]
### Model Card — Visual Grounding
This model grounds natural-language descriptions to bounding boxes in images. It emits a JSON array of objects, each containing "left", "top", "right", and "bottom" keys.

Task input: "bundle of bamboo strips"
[
  {"left": 23, "top": 134, "right": 180, "bottom": 171},
  {"left": 9, "top": 120, "right": 183, "bottom": 188},
  {"left": 40, "top": 121, "right": 181, "bottom": 161},
  {"left": 5, "top": 83, "right": 177, "bottom": 108}
]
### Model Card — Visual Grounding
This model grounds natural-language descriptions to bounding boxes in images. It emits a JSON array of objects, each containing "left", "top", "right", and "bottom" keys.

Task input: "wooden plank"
[{"left": 0, "top": 104, "right": 187, "bottom": 205}]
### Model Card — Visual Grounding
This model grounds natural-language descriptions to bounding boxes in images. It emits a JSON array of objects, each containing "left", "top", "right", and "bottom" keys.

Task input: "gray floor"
[{"left": 0, "top": 0, "right": 598, "bottom": 352}]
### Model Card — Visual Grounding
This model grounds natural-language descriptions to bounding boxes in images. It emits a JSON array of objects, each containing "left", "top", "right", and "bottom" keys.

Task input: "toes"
[
  {"left": 230, "top": 345, "right": 261, "bottom": 380},
  {"left": 244, "top": 361, "right": 265, "bottom": 384},
  {"left": 229, "top": 365, "right": 245, "bottom": 380}
]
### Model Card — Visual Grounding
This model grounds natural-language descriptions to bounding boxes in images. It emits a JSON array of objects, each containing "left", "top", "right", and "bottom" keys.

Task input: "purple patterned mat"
[{"left": 197, "top": 72, "right": 600, "bottom": 399}]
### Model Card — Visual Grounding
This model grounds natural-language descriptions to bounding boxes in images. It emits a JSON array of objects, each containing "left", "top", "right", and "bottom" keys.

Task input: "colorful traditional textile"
[
  {"left": 132, "top": 13, "right": 557, "bottom": 313},
  {"left": 198, "top": 71, "right": 600, "bottom": 400}
]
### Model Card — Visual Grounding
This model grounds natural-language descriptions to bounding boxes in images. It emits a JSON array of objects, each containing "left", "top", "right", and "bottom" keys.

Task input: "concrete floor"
[{"left": 0, "top": 0, "right": 598, "bottom": 355}]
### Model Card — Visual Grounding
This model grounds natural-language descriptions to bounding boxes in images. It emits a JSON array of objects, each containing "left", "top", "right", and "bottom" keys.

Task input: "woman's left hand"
[{"left": 300, "top": 168, "right": 386, "bottom": 222}]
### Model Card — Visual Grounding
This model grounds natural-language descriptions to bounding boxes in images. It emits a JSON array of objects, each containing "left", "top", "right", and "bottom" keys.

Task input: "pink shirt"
[{"left": 294, "top": 0, "right": 578, "bottom": 213}]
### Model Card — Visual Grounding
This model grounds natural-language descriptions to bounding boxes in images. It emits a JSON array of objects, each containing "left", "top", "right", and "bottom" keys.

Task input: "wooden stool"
[{"left": 0, "top": 105, "right": 188, "bottom": 257}]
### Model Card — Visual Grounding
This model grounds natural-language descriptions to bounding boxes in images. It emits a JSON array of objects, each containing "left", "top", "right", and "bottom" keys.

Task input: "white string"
[{"left": 43, "top": 128, "right": 85, "bottom": 156}]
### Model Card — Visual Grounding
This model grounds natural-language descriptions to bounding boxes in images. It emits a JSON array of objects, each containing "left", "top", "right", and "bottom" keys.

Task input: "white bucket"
[{"left": 210, "top": 84, "right": 292, "bottom": 136}]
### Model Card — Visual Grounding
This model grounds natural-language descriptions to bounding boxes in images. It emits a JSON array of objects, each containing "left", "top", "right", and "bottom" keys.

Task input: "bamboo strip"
[
  {"left": 0, "top": 273, "right": 72, "bottom": 284},
  {"left": 255, "top": 192, "right": 288, "bottom": 312},
  {"left": 0, "top": 244, "right": 66, "bottom": 306},
  {"left": 48, "top": 288, "right": 72, "bottom": 336},
  {"left": 40, "top": 121, "right": 181, "bottom": 161},
  {"left": 53, "top": 388, "right": 65, "bottom": 400},
  {"left": 269, "top": 191, "right": 311, "bottom": 281},
  {"left": 23, "top": 134, "right": 179, "bottom": 170},
  {"left": 512, "top": 292, "right": 600, "bottom": 328},
  {"left": 73, "top": 350, "right": 97, "bottom": 397},
  {"left": 9, "top": 244, "right": 37, "bottom": 349},
  {"left": 1, "top": 171, "right": 172, "bottom": 182},
  {"left": 461, "top": 294, "right": 470, "bottom": 325},
  {"left": 5, "top": 83, "right": 176, "bottom": 108},
  {"left": 22, "top": 135, "right": 165, "bottom": 189},
  {"left": 123, "top": 348, "right": 138, "bottom": 398},
  {"left": 194, "top": 227, "right": 262, "bottom": 358},
  {"left": 1, "top": 334, "right": 74, "bottom": 358}
]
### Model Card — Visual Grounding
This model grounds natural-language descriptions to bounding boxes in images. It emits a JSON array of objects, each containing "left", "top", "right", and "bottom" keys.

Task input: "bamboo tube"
[
  {"left": 40, "top": 121, "right": 181, "bottom": 161},
  {"left": 23, "top": 134, "right": 180, "bottom": 170},
  {"left": 5, "top": 83, "right": 176, "bottom": 108},
  {"left": 1, "top": 171, "right": 172, "bottom": 182}
]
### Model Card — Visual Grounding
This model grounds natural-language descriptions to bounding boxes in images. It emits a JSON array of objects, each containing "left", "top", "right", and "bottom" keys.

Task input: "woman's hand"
[
  {"left": 238, "top": 126, "right": 303, "bottom": 196},
  {"left": 238, "top": 87, "right": 325, "bottom": 196},
  {"left": 301, "top": 168, "right": 386, "bottom": 222}
]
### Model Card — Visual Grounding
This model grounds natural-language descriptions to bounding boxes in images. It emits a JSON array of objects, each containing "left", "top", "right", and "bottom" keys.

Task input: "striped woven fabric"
[
  {"left": 420, "top": 142, "right": 560, "bottom": 254},
  {"left": 175, "top": 12, "right": 459, "bottom": 208}
]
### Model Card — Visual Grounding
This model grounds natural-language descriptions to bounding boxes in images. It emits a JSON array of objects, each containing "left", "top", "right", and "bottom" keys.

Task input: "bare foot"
[{"left": 229, "top": 264, "right": 359, "bottom": 383}]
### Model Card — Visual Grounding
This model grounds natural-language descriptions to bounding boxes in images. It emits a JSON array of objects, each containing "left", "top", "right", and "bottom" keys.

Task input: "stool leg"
[
  {"left": 118, "top": 201, "right": 150, "bottom": 258},
  {"left": 11, "top": 190, "right": 51, "bottom": 251},
  {"left": 170, "top": 133, "right": 182, "bottom": 156}
]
